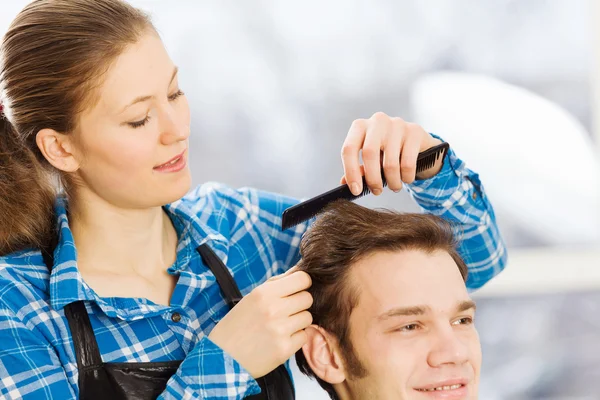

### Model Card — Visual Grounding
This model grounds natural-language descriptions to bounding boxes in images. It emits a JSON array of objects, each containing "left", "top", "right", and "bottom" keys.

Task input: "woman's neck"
[{"left": 68, "top": 191, "right": 178, "bottom": 279}]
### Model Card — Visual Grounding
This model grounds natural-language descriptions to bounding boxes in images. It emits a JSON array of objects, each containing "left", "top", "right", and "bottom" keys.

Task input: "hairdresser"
[{"left": 0, "top": 1, "right": 506, "bottom": 399}]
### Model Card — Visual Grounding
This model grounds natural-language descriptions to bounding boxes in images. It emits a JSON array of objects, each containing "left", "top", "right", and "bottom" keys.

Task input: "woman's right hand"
[{"left": 207, "top": 268, "right": 313, "bottom": 378}]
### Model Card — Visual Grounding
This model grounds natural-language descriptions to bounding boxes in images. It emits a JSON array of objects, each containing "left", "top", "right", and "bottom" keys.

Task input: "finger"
[
  {"left": 362, "top": 114, "right": 388, "bottom": 195},
  {"left": 290, "top": 329, "right": 309, "bottom": 353},
  {"left": 268, "top": 265, "right": 299, "bottom": 282},
  {"left": 283, "top": 290, "right": 313, "bottom": 316},
  {"left": 382, "top": 118, "right": 404, "bottom": 192},
  {"left": 287, "top": 310, "right": 313, "bottom": 335},
  {"left": 340, "top": 165, "right": 365, "bottom": 185},
  {"left": 270, "top": 270, "right": 312, "bottom": 297},
  {"left": 341, "top": 119, "right": 367, "bottom": 195},
  {"left": 400, "top": 124, "right": 422, "bottom": 184}
]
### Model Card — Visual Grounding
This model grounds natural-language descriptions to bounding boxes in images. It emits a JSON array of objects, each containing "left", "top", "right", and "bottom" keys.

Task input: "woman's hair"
[{"left": 0, "top": 0, "right": 154, "bottom": 256}]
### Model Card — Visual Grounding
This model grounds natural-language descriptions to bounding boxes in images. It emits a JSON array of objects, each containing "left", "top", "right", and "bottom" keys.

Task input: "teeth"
[
  {"left": 160, "top": 157, "right": 179, "bottom": 167},
  {"left": 418, "top": 384, "right": 462, "bottom": 392}
]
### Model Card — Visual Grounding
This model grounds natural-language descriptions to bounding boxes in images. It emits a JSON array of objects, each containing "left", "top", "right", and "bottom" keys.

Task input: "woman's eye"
[
  {"left": 126, "top": 90, "right": 183, "bottom": 128},
  {"left": 168, "top": 89, "right": 184, "bottom": 101},
  {"left": 128, "top": 116, "right": 150, "bottom": 129}
]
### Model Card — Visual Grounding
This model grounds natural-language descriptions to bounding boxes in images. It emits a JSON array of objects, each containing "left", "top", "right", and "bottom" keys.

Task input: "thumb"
[{"left": 268, "top": 265, "right": 300, "bottom": 282}]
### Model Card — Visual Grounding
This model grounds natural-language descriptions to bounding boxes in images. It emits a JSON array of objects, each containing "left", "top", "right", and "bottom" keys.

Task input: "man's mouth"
[
  {"left": 414, "top": 377, "right": 470, "bottom": 396},
  {"left": 416, "top": 383, "right": 464, "bottom": 392}
]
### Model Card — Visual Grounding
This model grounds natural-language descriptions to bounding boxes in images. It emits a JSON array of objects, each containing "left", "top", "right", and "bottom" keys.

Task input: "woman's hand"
[
  {"left": 340, "top": 112, "right": 443, "bottom": 195},
  {"left": 208, "top": 268, "right": 313, "bottom": 378}
]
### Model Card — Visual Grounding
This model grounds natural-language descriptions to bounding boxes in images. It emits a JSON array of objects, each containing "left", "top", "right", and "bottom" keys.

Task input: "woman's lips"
[{"left": 153, "top": 151, "right": 186, "bottom": 172}]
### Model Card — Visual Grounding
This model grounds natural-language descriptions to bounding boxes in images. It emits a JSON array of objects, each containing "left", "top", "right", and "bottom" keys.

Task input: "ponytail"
[
  {"left": 0, "top": 114, "right": 55, "bottom": 256},
  {"left": 0, "top": 0, "right": 155, "bottom": 256}
]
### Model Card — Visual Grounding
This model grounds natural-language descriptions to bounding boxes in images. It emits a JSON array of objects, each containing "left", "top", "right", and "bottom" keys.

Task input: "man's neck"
[{"left": 68, "top": 190, "right": 178, "bottom": 279}]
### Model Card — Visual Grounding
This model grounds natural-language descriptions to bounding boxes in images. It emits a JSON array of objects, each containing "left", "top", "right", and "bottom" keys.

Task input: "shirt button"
[
  {"left": 171, "top": 312, "right": 181, "bottom": 323},
  {"left": 472, "top": 192, "right": 478, "bottom": 200}
]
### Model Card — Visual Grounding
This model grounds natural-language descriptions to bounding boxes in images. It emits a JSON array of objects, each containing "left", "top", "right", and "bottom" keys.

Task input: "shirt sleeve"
[
  {"left": 233, "top": 187, "right": 308, "bottom": 276},
  {"left": 231, "top": 137, "right": 507, "bottom": 290},
  {"left": 0, "top": 305, "right": 77, "bottom": 399},
  {"left": 158, "top": 336, "right": 261, "bottom": 400},
  {"left": 405, "top": 136, "right": 508, "bottom": 289},
  {"left": 201, "top": 135, "right": 506, "bottom": 289}
]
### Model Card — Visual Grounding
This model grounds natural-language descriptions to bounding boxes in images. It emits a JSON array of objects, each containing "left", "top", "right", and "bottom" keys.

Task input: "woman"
[{"left": 0, "top": 1, "right": 506, "bottom": 399}]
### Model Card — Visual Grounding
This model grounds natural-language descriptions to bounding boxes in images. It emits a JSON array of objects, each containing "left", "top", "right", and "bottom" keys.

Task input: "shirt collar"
[
  {"left": 49, "top": 195, "right": 228, "bottom": 312},
  {"left": 49, "top": 197, "right": 97, "bottom": 311}
]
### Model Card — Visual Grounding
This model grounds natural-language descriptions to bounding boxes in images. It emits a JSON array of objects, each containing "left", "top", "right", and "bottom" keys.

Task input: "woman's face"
[{"left": 72, "top": 32, "right": 191, "bottom": 209}]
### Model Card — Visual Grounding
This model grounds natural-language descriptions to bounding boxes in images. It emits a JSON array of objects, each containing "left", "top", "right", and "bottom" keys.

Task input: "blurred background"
[{"left": 2, "top": 1, "right": 600, "bottom": 398}]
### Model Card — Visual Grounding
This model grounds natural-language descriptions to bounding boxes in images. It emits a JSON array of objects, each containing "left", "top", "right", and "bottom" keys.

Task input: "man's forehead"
[{"left": 348, "top": 249, "right": 469, "bottom": 316}]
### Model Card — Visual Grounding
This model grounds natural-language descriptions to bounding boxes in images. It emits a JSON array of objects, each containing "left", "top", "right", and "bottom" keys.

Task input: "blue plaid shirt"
[{"left": 0, "top": 146, "right": 507, "bottom": 399}]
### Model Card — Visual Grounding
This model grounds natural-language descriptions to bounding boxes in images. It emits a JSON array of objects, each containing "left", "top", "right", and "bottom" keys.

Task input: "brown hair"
[
  {"left": 0, "top": 0, "right": 154, "bottom": 256},
  {"left": 295, "top": 200, "right": 468, "bottom": 400}
]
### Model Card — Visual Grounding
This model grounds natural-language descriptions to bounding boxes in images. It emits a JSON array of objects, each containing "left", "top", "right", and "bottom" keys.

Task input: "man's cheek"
[
  {"left": 373, "top": 335, "right": 414, "bottom": 372},
  {"left": 467, "top": 330, "right": 483, "bottom": 372}
]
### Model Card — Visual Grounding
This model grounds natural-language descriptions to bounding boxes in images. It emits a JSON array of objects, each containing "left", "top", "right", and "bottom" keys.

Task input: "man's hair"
[{"left": 295, "top": 201, "right": 468, "bottom": 400}]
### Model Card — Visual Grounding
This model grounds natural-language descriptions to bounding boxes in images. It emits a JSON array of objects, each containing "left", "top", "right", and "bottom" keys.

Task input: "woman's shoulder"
[
  {"left": 0, "top": 249, "right": 57, "bottom": 349},
  {"left": 0, "top": 248, "right": 50, "bottom": 309},
  {"left": 177, "top": 182, "right": 251, "bottom": 206},
  {"left": 175, "top": 182, "right": 299, "bottom": 215}
]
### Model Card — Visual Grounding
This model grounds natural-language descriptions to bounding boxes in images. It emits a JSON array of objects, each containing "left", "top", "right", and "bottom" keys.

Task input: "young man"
[{"left": 296, "top": 201, "right": 480, "bottom": 400}]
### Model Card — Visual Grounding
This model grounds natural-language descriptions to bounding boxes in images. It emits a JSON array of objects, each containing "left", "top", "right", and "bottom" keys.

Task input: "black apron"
[{"left": 42, "top": 242, "right": 295, "bottom": 400}]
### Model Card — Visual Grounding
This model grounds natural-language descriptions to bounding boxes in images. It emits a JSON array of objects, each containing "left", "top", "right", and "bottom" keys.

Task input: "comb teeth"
[
  {"left": 282, "top": 208, "right": 323, "bottom": 230},
  {"left": 416, "top": 151, "right": 437, "bottom": 173},
  {"left": 281, "top": 175, "right": 388, "bottom": 230},
  {"left": 415, "top": 143, "right": 449, "bottom": 174},
  {"left": 281, "top": 142, "right": 450, "bottom": 230}
]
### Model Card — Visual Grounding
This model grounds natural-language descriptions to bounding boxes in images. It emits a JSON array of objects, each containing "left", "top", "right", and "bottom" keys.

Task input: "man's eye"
[
  {"left": 453, "top": 317, "right": 474, "bottom": 326},
  {"left": 400, "top": 324, "right": 420, "bottom": 332}
]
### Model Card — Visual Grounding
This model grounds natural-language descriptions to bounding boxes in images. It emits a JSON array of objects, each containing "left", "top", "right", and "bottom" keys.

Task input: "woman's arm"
[{"left": 405, "top": 140, "right": 508, "bottom": 289}]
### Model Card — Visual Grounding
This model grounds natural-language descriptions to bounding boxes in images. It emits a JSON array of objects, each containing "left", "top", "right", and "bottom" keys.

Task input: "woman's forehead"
[{"left": 96, "top": 33, "right": 175, "bottom": 114}]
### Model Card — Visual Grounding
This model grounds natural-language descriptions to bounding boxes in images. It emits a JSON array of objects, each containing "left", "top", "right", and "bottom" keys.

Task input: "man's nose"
[{"left": 426, "top": 327, "right": 470, "bottom": 367}]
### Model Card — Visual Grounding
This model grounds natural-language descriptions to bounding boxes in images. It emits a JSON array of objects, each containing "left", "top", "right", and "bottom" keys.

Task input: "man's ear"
[
  {"left": 36, "top": 128, "right": 81, "bottom": 172},
  {"left": 301, "top": 325, "right": 346, "bottom": 384}
]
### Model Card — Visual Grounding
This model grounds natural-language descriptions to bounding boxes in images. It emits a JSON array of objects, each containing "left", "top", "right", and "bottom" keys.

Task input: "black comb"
[{"left": 281, "top": 142, "right": 449, "bottom": 230}]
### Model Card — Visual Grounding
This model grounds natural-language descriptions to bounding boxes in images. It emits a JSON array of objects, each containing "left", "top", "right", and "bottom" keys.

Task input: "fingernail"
[
  {"left": 372, "top": 188, "right": 382, "bottom": 196},
  {"left": 393, "top": 188, "right": 401, "bottom": 193},
  {"left": 351, "top": 183, "right": 360, "bottom": 195}
]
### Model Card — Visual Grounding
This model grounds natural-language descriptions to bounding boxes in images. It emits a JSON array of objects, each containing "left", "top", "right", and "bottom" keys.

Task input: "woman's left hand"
[{"left": 340, "top": 112, "right": 443, "bottom": 195}]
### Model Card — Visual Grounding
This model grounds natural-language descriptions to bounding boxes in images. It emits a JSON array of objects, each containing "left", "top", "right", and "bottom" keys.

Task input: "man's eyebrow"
[
  {"left": 377, "top": 305, "right": 430, "bottom": 321},
  {"left": 120, "top": 66, "right": 179, "bottom": 113},
  {"left": 457, "top": 300, "right": 477, "bottom": 313},
  {"left": 377, "top": 300, "right": 476, "bottom": 322}
]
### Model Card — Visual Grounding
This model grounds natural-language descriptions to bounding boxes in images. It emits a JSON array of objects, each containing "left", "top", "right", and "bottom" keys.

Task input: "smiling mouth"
[
  {"left": 155, "top": 156, "right": 181, "bottom": 168},
  {"left": 416, "top": 384, "right": 465, "bottom": 392},
  {"left": 154, "top": 150, "right": 186, "bottom": 169}
]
